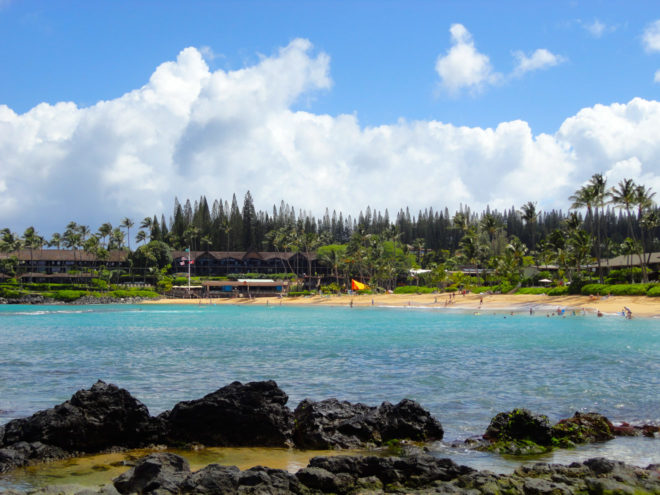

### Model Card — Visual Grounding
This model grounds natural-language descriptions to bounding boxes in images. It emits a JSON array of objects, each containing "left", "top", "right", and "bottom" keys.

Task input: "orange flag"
[{"left": 351, "top": 279, "right": 367, "bottom": 291}]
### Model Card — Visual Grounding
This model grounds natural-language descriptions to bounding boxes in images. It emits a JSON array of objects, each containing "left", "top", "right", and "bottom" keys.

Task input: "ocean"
[{"left": 0, "top": 303, "right": 658, "bottom": 487}]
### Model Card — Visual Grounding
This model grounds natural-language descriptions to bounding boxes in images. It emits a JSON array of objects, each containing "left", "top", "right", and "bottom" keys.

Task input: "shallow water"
[
  {"left": 2, "top": 446, "right": 363, "bottom": 491},
  {"left": 0, "top": 304, "right": 658, "bottom": 489}
]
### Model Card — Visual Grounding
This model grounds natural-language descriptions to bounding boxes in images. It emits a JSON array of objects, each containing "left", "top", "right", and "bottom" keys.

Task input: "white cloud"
[
  {"left": 655, "top": 70, "right": 660, "bottom": 83},
  {"left": 581, "top": 19, "right": 616, "bottom": 38},
  {"left": 586, "top": 19, "right": 606, "bottom": 38},
  {"left": 436, "top": 25, "right": 563, "bottom": 92},
  {"left": 643, "top": 19, "right": 660, "bottom": 52},
  {"left": 435, "top": 24, "right": 500, "bottom": 94},
  {"left": 512, "top": 49, "right": 565, "bottom": 77},
  {"left": 0, "top": 40, "right": 659, "bottom": 237}
]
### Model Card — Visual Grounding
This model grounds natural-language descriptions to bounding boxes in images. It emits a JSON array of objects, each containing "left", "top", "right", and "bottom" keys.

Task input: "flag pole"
[{"left": 186, "top": 247, "right": 191, "bottom": 296}]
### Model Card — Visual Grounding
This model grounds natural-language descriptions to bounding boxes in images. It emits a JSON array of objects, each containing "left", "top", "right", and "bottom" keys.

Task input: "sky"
[{"left": 1, "top": 0, "right": 660, "bottom": 237}]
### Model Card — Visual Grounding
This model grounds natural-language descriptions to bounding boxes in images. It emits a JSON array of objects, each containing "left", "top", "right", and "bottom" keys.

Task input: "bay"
[{"left": 0, "top": 303, "right": 658, "bottom": 486}]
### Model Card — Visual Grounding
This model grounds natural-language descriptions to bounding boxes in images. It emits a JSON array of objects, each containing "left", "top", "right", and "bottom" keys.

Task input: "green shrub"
[
  {"left": 110, "top": 289, "right": 159, "bottom": 299},
  {"left": 581, "top": 284, "right": 609, "bottom": 296},
  {"left": 393, "top": 286, "right": 435, "bottom": 294},
  {"left": 287, "top": 290, "right": 313, "bottom": 297},
  {"left": 0, "top": 287, "right": 23, "bottom": 299},
  {"left": 469, "top": 286, "right": 493, "bottom": 294},
  {"left": 581, "top": 283, "right": 653, "bottom": 296},
  {"left": 647, "top": 285, "right": 660, "bottom": 297},
  {"left": 515, "top": 287, "right": 549, "bottom": 295},
  {"left": 608, "top": 284, "right": 653, "bottom": 296},
  {"left": 320, "top": 283, "right": 341, "bottom": 294},
  {"left": 52, "top": 290, "right": 87, "bottom": 302},
  {"left": 547, "top": 286, "right": 569, "bottom": 296},
  {"left": 90, "top": 278, "right": 109, "bottom": 290}
]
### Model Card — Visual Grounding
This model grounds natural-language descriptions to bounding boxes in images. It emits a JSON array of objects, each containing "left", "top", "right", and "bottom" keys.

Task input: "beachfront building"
[
  {"left": 0, "top": 248, "right": 326, "bottom": 279},
  {"left": 171, "top": 249, "right": 325, "bottom": 277},
  {"left": 202, "top": 279, "right": 288, "bottom": 298}
]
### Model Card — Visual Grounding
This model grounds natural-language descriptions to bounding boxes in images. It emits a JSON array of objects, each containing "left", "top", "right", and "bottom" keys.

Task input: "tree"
[
  {"left": 518, "top": 201, "right": 539, "bottom": 249},
  {"left": 22, "top": 227, "right": 44, "bottom": 279},
  {"left": 634, "top": 184, "right": 656, "bottom": 282},
  {"left": 129, "top": 240, "right": 173, "bottom": 281},
  {"left": 49, "top": 232, "right": 63, "bottom": 249},
  {"left": 120, "top": 217, "right": 135, "bottom": 251},
  {"left": 136, "top": 230, "right": 147, "bottom": 246},
  {"left": 140, "top": 217, "right": 153, "bottom": 242},
  {"left": 610, "top": 179, "right": 639, "bottom": 282},
  {"left": 317, "top": 244, "right": 347, "bottom": 287},
  {"left": 97, "top": 223, "right": 113, "bottom": 248}
]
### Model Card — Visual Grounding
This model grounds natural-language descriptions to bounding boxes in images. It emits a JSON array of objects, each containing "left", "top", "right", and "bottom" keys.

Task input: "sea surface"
[{"left": 0, "top": 303, "right": 658, "bottom": 489}]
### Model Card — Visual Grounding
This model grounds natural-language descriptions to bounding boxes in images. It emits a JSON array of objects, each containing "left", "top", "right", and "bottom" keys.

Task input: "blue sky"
[{"left": 1, "top": 0, "right": 660, "bottom": 234}]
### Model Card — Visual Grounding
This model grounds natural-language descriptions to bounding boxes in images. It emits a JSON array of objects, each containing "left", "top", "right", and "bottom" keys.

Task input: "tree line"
[{"left": 1, "top": 174, "right": 658, "bottom": 289}]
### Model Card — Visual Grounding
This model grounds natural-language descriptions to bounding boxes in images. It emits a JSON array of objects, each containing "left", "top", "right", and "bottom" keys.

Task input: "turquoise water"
[{"left": 0, "top": 304, "right": 658, "bottom": 473}]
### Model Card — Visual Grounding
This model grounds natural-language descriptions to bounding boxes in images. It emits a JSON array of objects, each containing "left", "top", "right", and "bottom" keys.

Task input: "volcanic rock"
[
  {"left": 162, "top": 380, "right": 293, "bottom": 446},
  {"left": 1, "top": 381, "right": 156, "bottom": 452},
  {"left": 292, "top": 398, "right": 443, "bottom": 449},
  {"left": 113, "top": 452, "right": 190, "bottom": 494}
]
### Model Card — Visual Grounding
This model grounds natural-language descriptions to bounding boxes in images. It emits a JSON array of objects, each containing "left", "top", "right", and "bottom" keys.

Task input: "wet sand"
[{"left": 142, "top": 293, "right": 660, "bottom": 318}]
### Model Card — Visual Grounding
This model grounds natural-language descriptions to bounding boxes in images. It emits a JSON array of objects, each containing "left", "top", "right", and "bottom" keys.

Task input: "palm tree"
[
  {"left": 97, "top": 223, "right": 113, "bottom": 248},
  {"left": 518, "top": 201, "right": 539, "bottom": 249},
  {"left": 480, "top": 213, "right": 502, "bottom": 255},
  {"left": 77, "top": 225, "right": 90, "bottom": 242},
  {"left": 318, "top": 245, "right": 346, "bottom": 287},
  {"left": 567, "top": 229, "right": 593, "bottom": 280},
  {"left": 136, "top": 230, "right": 147, "bottom": 246},
  {"left": 589, "top": 173, "right": 608, "bottom": 282},
  {"left": 610, "top": 179, "right": 638, "bottom": 281},
  {"left": 120, "top": 218, "right": 134, "bottom": 251},
  {"left": 634, "top": 184, "right": 656, "bottom": 282},
  {"left": 140, "top": 217, "right": 153, "bottom": 242},
  {"left": 570, "top": 181, "right": 600, "bottom": 280},
  {"left": 110, "top": 227, "right": 125, "bottom": 250},
  {"left": 22, "top": 226, "right": 40, "bottom": 278},
  {"left": 49, "top": 232, "right": 63, "bottom": 249}
]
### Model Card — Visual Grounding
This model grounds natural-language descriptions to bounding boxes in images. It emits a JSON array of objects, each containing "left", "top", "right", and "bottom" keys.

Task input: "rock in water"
[
  {"left": 163, "top": 380, "right": 293, "bottom": 446},
  {"left": 293, "top": 398, "right": 443, "bottom": 449},
  {"left": 552, "top": 411, "right": 615, "bottom": 445},
  {"left": 113, "top": 452, "right": 190, "bottom": 494},
  {"left": 484, "top": 408, "right": 553, "bottom": 444},
  {"left": 378, "top": 399, "right": 444, "bottom": 443},
  {"left": 2, "top": 380, "right": 155, "bottom": 452}
]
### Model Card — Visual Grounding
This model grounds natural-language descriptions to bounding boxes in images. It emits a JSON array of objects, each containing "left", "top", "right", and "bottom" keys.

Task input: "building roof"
[
  {"left": 602, "top": 252, "right": 660, "bottom": 268},
  {"left": 0, "top": 249, "right": 128, "bottom": 262},
  {"left": 172, "top": 250, "right": 316, "bottom": 261}
]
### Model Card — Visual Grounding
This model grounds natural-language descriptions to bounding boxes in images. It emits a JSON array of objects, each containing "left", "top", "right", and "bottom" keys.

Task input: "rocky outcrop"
[
  {"left": 162, "top": 380, "right": 294, "bottom": 447},
  {"left": 107, "top": 452, "right": 660, "bottom": 494},
  {"left": 292, "top": 398, "right": 443, "bottom": 449},
  {"left": 477, "top": 408, "right": 554, "bottom": 454},
  {"left": 1, "top": 380, "right": 157, "bottom": 453},
  {"left": 476, "top": 409, "right": 646, "bottom": 454},
  {"left": 0, "top": 441, "right": 68, "bottom": 473},
  {"left": 552, "top": 411, "right": 615, "bottom": 446},
  {"left": 113, "top": 453, "right": 191, "bottom": 494}
]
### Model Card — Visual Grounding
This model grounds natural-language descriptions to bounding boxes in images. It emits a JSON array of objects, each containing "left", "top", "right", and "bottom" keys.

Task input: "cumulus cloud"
[
  {"left": 512, "top": 49, "right": 565, "bottom": 77},
  {"left": 643, "top": 19, "right": 660, "bottom": 52},
  {"left": 435, "top": 24, "right": 500, "bottom": 94},
  {"left": 0, "top": 39, "right": 659, "bottom": 236},
  {"left": 436, "top": 24, "right": 564, "bottom": 93}
]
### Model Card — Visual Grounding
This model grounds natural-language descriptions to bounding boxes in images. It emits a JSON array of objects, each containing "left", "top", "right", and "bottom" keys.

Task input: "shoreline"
[{"left": 141, "top": 293, "right": 660, "bottom": 318}]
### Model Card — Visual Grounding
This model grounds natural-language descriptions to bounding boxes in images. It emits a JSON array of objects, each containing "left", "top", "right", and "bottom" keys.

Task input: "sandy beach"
[{"left": 141, "top": 292, "right": 660, "bottom": 318}]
